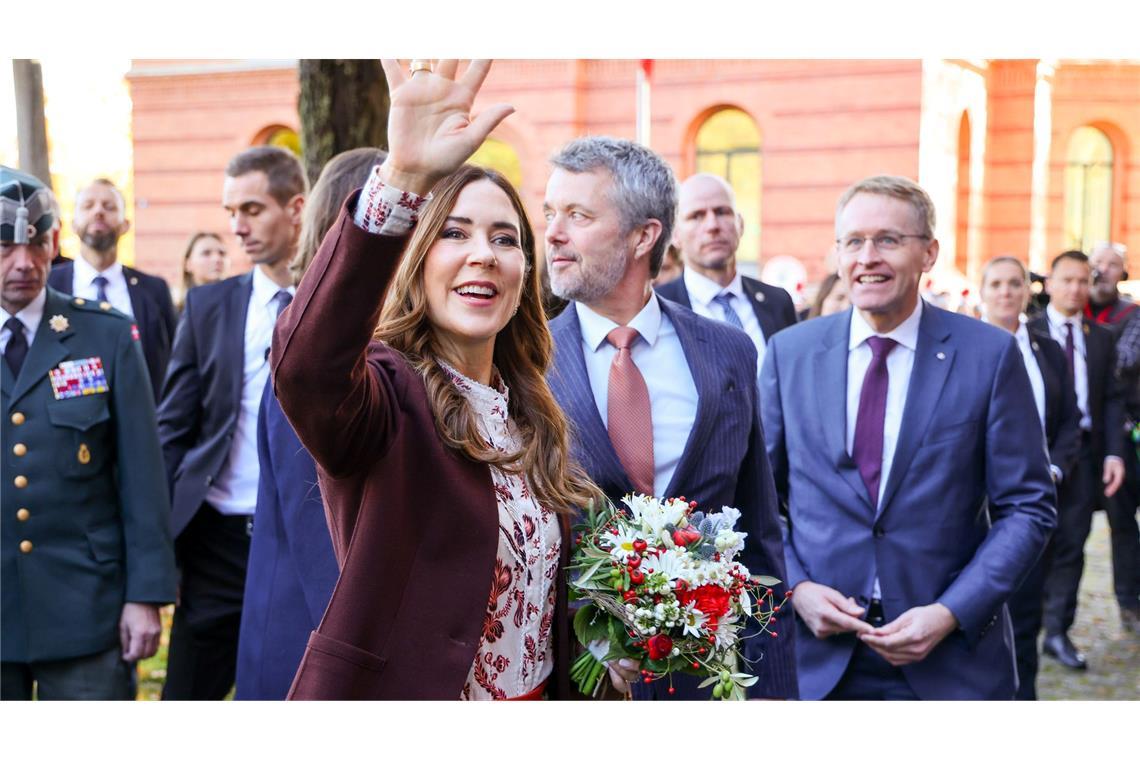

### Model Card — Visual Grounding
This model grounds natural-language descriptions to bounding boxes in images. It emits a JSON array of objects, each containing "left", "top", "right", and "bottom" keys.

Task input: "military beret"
[{"left": 1, "top": 165, "right": 55, "bottom": 245}]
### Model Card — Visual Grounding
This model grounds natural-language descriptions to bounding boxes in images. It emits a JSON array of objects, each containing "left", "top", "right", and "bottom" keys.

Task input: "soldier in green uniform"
[{"left": 1, "top": 166, "right": 177, "bottom": 699}]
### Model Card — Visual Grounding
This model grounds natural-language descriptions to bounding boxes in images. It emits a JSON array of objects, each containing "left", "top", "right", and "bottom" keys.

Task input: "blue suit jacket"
[
  {"left": 547, "top": 296, "right": 797, "bottom": 699},
  {"left": 157, "top": 272, "right": 253, "bottom": 537},
  {"left": 760, "top": 305, "right": 1057, "bottom": 699},
  {"left": 48, "top": 261, "right": 177, "bottom": 402},
  {"left": 235, "top": 383, "right": 339, "bottom": 700}
]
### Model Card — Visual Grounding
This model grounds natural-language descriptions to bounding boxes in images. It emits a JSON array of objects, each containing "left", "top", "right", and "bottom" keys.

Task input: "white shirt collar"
[
  {"left": 1046, "top": 303, "right": 1082, "bottom": 330},
  {"left": 576, "top": 294, "right": 662, "bottom": 353},
  {"left": 849, "top": 297, "right": 923, "bottom": 353},
  {"left": 682, "top": 267, "right": 744, "bottom": 308},
  {"left": 73, "top": 254, "right": 124, "bottom": 287},
  {"left": 251, "top": 265, "right": 295, "bottom": 309},
  {"left": 2, "top": 287, "right": 47, "bottom": 338}
]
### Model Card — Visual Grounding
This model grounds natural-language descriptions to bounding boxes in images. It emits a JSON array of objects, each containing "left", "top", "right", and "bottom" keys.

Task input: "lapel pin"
[
  {"left": 129, "top": 276, "right": 139, "bottom": 286},
  {"left": 1031, "top": 341, "right": 1039, "bottom": 351},
  {"left": 754, "top": 292, "right": 766, "bottom": 303},
  {"left": 49, "top": 314, "right": 69, "bottom": 333},
  {"left": 936, "top": 351, "right": 946, "bottom": 360}
]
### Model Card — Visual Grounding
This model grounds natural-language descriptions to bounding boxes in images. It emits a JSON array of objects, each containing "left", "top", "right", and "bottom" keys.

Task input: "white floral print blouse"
[{"left": 440, "top": 362, "right": 561, "bottom": 700}]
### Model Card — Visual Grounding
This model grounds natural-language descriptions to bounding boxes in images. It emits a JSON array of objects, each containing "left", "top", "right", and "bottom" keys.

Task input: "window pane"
[
  {"left": 694, "top": 109, "right": 762, "bottom": 263},
  {"left": 1063, "top": 126, "right": 1113, "bottom": 251}
]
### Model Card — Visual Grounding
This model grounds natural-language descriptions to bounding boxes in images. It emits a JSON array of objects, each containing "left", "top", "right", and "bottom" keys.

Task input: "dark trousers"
[
  {"left": 162, "top": 505, "right": 252, "bottom": 701},
  {"left": 1044, "top": 445, "right": 1140, "bottom": 636},
  {"left": 825, "top": 601, "right": 919, "bottom": 700},
  {"left": 1, "top": 647, "right": 132, "bottom": 700}
]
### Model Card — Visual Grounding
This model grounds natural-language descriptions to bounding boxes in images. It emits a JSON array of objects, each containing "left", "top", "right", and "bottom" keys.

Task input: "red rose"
[{"left": 646, "top": 634, "right": 674, "bottom": 661}]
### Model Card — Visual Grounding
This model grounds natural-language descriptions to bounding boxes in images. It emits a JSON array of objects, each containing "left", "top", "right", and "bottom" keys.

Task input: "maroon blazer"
[{"left": 272, "top": 193, "right": 572, "bottom": 700}]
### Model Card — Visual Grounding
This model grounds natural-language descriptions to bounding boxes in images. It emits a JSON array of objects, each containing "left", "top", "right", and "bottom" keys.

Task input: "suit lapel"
[
  {"left": 123, "top": 266, "right": 152, "bottom": 335},
  {"left": 812, "top": 310, "right": 870, "bottom": 509},
  {"left": 741, "top": 278, "right": 777, "bottom": 341},
  {"left": 877, "top": 305, "right": 954, "bottom": 517},
  {"left": 8, "top": 290, "right": 75, "bottom": 408},
  {"left": 1029, "top": 336, "right": 1059, "bottom": 438},
  {"left": 549, "top": 306, "right": 632, "bottom": 494},
  {"left": 660, "top": 298, "right": 717, "bottom": 498},
  {"left": 225, "top": 274, "right": 254, "bottom": 412}
]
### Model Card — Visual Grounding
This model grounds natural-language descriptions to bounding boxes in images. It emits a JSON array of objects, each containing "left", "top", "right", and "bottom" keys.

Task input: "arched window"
[
  {"left": 468, "top": 138, "right": 522, "bottom": 189},
  {"left": 694, "top": 108, "right": 761, "bottom": 263},
  {"left": 257, "top": 125, "right": 302, "bottom": 157},
  {"left": 954, "top": 112, "right": 972, "bottom": 273},
  {"left": 1064, "top": 126, "right": 1113, "bottom": 252}
]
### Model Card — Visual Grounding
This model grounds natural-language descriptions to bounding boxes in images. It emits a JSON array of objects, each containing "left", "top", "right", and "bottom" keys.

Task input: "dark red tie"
[
  {"left": 606, "top": 326, "right": 655, "bottom": 496},
  {"left": 852, "top": 336, "right": 897, "bottom": 509}
]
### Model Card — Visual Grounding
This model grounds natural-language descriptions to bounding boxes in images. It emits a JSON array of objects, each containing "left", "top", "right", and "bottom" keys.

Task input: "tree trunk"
[
  {"left": 12, "top": 60, "right": 52, "bottom": 188},
  {"left": 298, "top": 60, "right": 390, "bottom": 186}
]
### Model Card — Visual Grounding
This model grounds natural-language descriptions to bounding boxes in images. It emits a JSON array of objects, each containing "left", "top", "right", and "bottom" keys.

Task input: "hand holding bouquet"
[{"left": 569, "top": 494, "right": 787, "bottom": 700}]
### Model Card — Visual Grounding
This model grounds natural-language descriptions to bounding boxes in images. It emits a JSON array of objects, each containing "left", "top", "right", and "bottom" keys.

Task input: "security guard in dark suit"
[{"left": 1, "top": 166, "right": 176, "bottom": 700}]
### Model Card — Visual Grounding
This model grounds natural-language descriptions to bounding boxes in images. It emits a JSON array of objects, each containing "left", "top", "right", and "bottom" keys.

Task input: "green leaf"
[
  {"left": 752, "top": 575, "right": 782, "bottom": 587},
  {"left": 572, "top": 604, "right": 611, "bottom": 647},
  {"left": 573, "top": 559, "right": 605, "bottom": 587}
]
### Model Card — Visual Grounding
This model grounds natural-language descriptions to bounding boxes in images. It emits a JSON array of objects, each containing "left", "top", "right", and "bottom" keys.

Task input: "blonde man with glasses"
[{"left": 759, "top": 175, "right": 1056, "bottom": 699}]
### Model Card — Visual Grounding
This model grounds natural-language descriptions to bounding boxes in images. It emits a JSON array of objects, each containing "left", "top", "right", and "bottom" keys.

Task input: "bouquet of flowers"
[{"left": 569, "top": 494, "right": 787, "bottom": 700}]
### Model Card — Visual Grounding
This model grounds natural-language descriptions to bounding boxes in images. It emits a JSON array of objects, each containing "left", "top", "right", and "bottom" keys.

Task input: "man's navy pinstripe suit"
[{"left": 547, "top": 294, "right": 798, "bottom": 699}]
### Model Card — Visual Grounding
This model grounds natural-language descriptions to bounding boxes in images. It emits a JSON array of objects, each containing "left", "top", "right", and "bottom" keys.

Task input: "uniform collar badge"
[{"left": 49, "top": 314, "right": 69, "bottom": 333}]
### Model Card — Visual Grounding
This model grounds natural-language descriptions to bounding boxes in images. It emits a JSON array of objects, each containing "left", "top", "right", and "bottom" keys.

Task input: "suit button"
[
  {"left": 11, "top": 412, "right": 25, "bottom": 425},
  {"left": 13, "top": 443, "right": 27, "bottom": 457},
  {"left": 16, "top": 508, "right": 30, "bottom": 521},
  {"left": 14, "top": 475, "right": 28, "bottom": 489},
  {"left": 19, "top": 540, "right": 33, "bottom": 554},
  {"left": 873, "top": 527, "right": 885, "bottom": 538}
]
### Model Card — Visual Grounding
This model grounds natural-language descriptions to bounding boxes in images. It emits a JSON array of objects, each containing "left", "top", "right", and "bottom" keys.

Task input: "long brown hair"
[
  {"left": 292, "top": 147, "right": 387, "bottom": 284},
  {"left": 374, "top": 164, "right": 600, "bottom": 515}
]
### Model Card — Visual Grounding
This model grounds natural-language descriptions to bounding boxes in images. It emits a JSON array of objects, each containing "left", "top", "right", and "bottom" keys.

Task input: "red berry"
[
  {"left": 633, "top": 539, "right": 648, "bottom": 553},
  {"left": 630, "top": 570, "right": 645, "bottom": 585},
  {"left": 668, "top": 687, "right": 676, "bottom": 695},
  {"left": 785, "top": 590, "right": 793, "bottom": 598},
  {"left": 691, "top": 662, "right": 699, "bottom": 669},
  {"left": 772, "top": 605, "right": 781, "bottom": 613},
  {"left": 644, "top": 677, "right": 652, "bottom": 684},
  {"left": 770, "top": 631, "right": 779, "bottom": 638},
  {"left": 689, "top": 500, "right": 698, "bottom": 509},
  {"left": 627, "top": 556, "right": 641, "bottom": 569},
  {"left": 698, "top": 647, "right": 706, "bottom": 654}
]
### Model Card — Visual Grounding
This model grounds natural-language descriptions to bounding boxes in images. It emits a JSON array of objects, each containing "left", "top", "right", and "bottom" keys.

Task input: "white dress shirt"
[
  {"left": 1, "top": 288, "right": 46, "bottom": 354},
  {"left": 1044, "top": 304, "right": 1091, "bottom": 431},
  {"left": 682, "top": 267, "right": 767, "bottom": 369},
  {"left": 73, "top": 256, "right": 134, "bottom": 318},
  {"left": 846, "top": 299, "right": 923, "bottom": 601},
  {"left": 575, "top": 297, "right": 699, "bottom": 498},
  {"left": 1013, "top": 322, "right": 1047, "bottom": 432},
  {"left": 206, "top": 266, "right": 296, "bottom": 516}
]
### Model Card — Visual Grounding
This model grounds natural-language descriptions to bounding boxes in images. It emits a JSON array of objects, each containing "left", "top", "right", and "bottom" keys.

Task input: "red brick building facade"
[{"left": 127, "top": 59, "right": 1140, "bottom": 301}]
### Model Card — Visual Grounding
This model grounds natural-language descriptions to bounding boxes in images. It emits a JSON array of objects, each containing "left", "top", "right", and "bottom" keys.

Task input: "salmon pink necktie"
[{"left": 606, "top": 326, "right": 655, "bottom": 496}]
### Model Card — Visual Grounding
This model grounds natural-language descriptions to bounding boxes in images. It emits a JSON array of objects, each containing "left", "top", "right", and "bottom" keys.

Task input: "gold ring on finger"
[{"left": 409, "top": 59, "right": 433, "bottom": 76}]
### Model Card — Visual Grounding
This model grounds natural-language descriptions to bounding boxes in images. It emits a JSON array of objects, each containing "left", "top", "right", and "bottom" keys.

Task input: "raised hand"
[{"left": 378, "top": 59, "right": 515, "bottom": 196}]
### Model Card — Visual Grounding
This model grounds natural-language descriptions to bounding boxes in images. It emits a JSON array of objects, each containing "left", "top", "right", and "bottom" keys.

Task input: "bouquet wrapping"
[{"left": 569, "top": 494, "right": 787, "bottom": 699}]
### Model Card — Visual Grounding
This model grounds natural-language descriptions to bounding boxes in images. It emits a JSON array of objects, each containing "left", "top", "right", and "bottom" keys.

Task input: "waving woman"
[{"left": 272, "top": 59, "right": 599, "bottom": 700}]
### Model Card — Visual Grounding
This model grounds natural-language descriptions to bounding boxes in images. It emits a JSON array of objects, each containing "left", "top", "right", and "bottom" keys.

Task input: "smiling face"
[
  {"left": 980, "top": 260, "right": 1029, "bottom": 330},
  {"left": 423, "top": 179, "right": 527, "bottom": 356},
  {"left": 185, "top": 234, "right": 229, "bottom": 286},
  {"left": 836, "top": 192, "right": 938, "bottom": 332},
  {"left": 543, "top": 168, "right": 632, "bottom": 306}
]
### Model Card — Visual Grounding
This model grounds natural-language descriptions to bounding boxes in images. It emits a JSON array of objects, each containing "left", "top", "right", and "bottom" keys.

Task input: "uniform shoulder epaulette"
[{"left": 69, "top": 297, "right": 133, "bottom": 321}]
